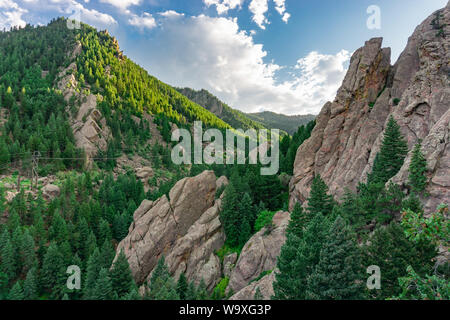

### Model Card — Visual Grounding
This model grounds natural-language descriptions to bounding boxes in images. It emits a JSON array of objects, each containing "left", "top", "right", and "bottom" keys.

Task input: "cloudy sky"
[{"left": 0, "top": 0, "right": 447, "bottom": 115}]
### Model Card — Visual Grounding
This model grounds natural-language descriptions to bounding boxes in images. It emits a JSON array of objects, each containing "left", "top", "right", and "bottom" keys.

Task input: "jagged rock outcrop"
[
  {"left": 290, "top": 3, "right": 450, "bottom": 213},
  {"left": 115, "top": 171, "right": 226, "bottom": 291},
  {"left": 228, "top": 211, "right": 290, "bottom": 294},
  {"left": 57, "top": 41, "right": 110, "bottom": 159},
  {"left": 230, "top": 271, "right": 276, "bottom": 300},
  {"left": 71, "top": 94, "right": 110, "bottom": 158}
]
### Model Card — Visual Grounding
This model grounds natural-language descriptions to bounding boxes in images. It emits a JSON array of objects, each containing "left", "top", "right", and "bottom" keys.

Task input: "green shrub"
[
  {"left": 215, "top": 245, "right": 240, "bottom": 264},
  {"left": 254, "top": 210, "right": 276, "bottom": 233},
  {"left": 211, "top": 277, "right": 229, "bottom": 300},
  {"left": 393, "top": 98, "right": 400, "bottom": 106}
]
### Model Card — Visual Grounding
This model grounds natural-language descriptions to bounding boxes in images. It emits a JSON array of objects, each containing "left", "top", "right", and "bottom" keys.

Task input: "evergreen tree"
[
  {"left": 93, "top": 268, "right": 114, "bottom": 300},
  {"left": 176, "top": 273, "right": 188, "bottom": 300},
  {"left": 306, "top": 216, "right": 365, "bottom": 300},
  {"left": 8, "top": 281, "right": 24, "bottom": 300},
  {"left": 368, "top": 116, "right": 408, "bottom": 185},
  {"left": 23, "top": 268, "right": 38, "bottom": 300},
  {"left": 110, "top": 249, "right": 135, "bottom": 298},
  {"left": 147, "top": 256, "right": 179, "bottom": 300},
  {"left": 307, "top": 175, "right": 334, "bottom": 216},
  {"left": 41, "top": 242, "right": 65, "bottom": 298},
  {"left": 83, "top": 249, "right": 102, "bottom": 299},
  {"left": 1, "top": 239, "right": 17, "bottom": 280},
  {"left": 364, "top": 222, "right": 436, "bottom": 300},
  {"left": 220, "top": 183, "right": 240, "bottom": 248},
  {"left": 254, "top": 287, "right": 263, "bottom": 300},
  {"left": 286, "top": 202, "right": 309, "bottom": 238},
  {"left": 408, "top": 142, "right": 428, "bottom": 194},
  {"left": 273, "top": 213, "right": 329, "bottom": 300}
]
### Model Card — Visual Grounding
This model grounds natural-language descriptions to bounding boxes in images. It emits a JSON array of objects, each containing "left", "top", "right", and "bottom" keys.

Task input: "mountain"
[
  {"left": 176, "top": 87, "right": 315, "bottom": 135},
  {"left": 246, "top": 111, "right": 316, "bottom": 135},
  {"left": 289, "top": 3, "right": 450, "bottom": 214},
  {"left": 0, "top": 4, "right": 448, "bottom": 302},
  {"left": 176, "top": 87, "right": 267, "bottom": 131}
]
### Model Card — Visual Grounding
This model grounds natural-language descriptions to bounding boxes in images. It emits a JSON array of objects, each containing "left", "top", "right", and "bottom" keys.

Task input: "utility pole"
[{"left": 31, "top": 151, "right": 40, "bottom": 190}]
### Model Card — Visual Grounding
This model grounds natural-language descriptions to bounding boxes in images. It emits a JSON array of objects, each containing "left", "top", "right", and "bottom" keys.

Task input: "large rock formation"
[
  {"left": 227, "top": 211, "right": 290, "bottom": 294},
  {"left": 290, "top": 3, "right": 450, "bottom": 213},
  {"left": 230, "top": 272, "right": 276, "bottom": 300},
  {"left": 115, "top": 171, "right": 226, "bottom": 291}
]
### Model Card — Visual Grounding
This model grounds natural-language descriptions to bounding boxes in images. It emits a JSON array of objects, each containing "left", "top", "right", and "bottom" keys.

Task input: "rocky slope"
[
  {"left": 289, "top": 3, "right": 450, "bottom": 213},
  {"left": 114, "top": 171, "right": 227, "bottom": 290},
  {"left": 115, "top": 173, "right": 290, "bottom": 297},
  {"left": 227, "top": 211, "right": 289, "bottom": 294}
]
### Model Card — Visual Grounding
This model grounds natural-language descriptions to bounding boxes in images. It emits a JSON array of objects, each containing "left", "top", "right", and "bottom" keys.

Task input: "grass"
[{"left": 215, "top": 245, "right": 241, "bottom": 265}]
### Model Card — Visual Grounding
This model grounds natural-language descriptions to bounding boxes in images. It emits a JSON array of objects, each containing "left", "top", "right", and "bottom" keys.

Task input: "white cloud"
[
  {"left": 159, "top": 10, "right": 184, "bottom": 18},
  {"left": 128, "top": 12, "right": 156, "bottom": 30},
  {"left": 273, "top": 0, "right": 290, "bottom": 23},
  {"left": 70, "top": 1, "right": 117, "bottom": 26},
  {"left": 248, "top": 0, "right": 291, "bottom": 29},
  {"left": 17, "top": 0, "right": 117, "bottom": 28},
  {"left": 0, "top": 0, "right": 27, "bottom": 29},
  {"left": 99, "top": 0, "right": 141, "bottom": 10},
  {"left": 133, "top": 14, "right": 350, "bottom": 115},
  {"left": 203, "top": 0, "right": 243, "bottom": 15},
  {"left": 249, "top": 0, "right": 269, "bottom": 29}
]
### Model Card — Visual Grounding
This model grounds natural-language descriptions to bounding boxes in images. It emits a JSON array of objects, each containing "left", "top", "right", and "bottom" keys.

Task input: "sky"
[{"left": 0, "top": 0, "right": 448, "bottom": 115}]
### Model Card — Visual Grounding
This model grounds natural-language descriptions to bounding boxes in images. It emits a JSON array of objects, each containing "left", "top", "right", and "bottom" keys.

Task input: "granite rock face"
[
  {"left": 230, "top": 271, "right": 276, "bottom": 300},
  {"left": 290, "top": 4, "right": 450, "bottom": 213},
  {"left": 115, "top": 170, "right": 225, "bottom": 290},
  {"left": 228, "top": 211, "right": 290, "bottom": 293}
]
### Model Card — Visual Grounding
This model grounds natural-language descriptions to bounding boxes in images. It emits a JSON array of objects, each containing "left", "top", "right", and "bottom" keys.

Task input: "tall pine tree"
[{"left": 306, "top": 216, "right": 365, "bottom": 300}]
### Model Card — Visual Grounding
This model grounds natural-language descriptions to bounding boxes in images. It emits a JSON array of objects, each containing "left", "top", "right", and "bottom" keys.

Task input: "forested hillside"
[
  {"left": 0, "top": 7, "right": 448, "bottom": 302},
  {"left": 246, "top": 111, "right": 315, "bottom": 135},
  {"left": 176, "top": 87, "right": 267, "bottom": 131}
]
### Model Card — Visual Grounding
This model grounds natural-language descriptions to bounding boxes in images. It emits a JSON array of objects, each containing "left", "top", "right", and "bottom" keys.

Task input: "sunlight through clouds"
[{"left": 133, "top": 14, "right": 350, "bottom": 115}]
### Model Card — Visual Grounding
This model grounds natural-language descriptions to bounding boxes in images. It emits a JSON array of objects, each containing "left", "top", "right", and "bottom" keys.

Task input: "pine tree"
[
  {"left": 41, "top": 242, "right": 65, "bottom": 298},
  {"left": 20, "top": 229, "right": 37, "bottom": 274},
  {"left": 8, "top": 281, "right": 24, "bottom": 300},
  {"left": 93, "top": 268, "right": 114, "bottom": 300},
  {"left": 273, "top": 213, "right": 329, "bottom": 300},
  {"left": 364, "top": 222, "right": 436, "bottom": 300},
  {"left": 176, "top": 273, "right": 188, "bottom": 300},
  {"left": 220, "top": 183, "right": 240, "bottom": 248},
  {"left": 23, "top": 268, "right": 38, "bottom": 300},
  {"left": 408, "top": 142, "right": 428, "bottom": 194},
  {"left": 184, "top": 280, "right": 200, "bottom": 300},
  {"left": 254, "top": 287, "right": 263, "bottom": 300},
  {"left": 286, "top": 202, "right": 309, "bottom": 239},
  {"left": 0, "top": 272, "right": 9, "bottom": 300},
  {"left": 147, "top": 256, "right": 179, "bottom": 300},
  {"left": 1, "top": 239, "right": 17, "bottom": 280},
  {"left": 306, "top": 216, "right": 365, "bottom": 300},
  {"left": 110, "top": 249, "right": 135, "bottom": 298},
  {"left": 83, "top": 249, "right": 102, "bottom": 299},
  {"left": 368, "top": 116, "right": 408, "bottom": 185},
  {"left": 307, "top": 175, "right": 334, "bottom": 216}
]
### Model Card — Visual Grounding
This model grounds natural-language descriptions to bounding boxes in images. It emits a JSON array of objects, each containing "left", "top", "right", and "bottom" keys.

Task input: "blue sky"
[{"left": 1, "top": 0, "right": 447, "bottom": 115}]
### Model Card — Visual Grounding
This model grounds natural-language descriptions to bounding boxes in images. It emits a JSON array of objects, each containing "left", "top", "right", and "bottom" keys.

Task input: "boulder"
[
  {"left": 230, "top": 271, "right": 276, "bottom": 300},
  {"left": 228, "top": 211, "right": 290, "bottom": 293},
  {"left": 115, "top": 170, "right": 224, "bottom": 291},
  {"left": 223, "top": 252, "right": 238, "bottom": 279},
  {"left": 136, "top": 167, "right": 154, "bottom": 181},
  {"left": 43, "top": 184, "right": 60, "bottom": 200}
]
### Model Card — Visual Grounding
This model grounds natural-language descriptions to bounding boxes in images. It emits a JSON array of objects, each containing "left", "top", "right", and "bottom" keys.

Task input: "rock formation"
[
  {"left": 290, "top": 4, "right": 450, "bottom": 213},
  {"left": 227, "top": 211, "right": 290, "bottom": 294},
  {"left": 230, "top": 272, "right": 276, "bottom": 300},
  {"left": 115, "top": 171, "right": 227, "bottom": 291}
]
